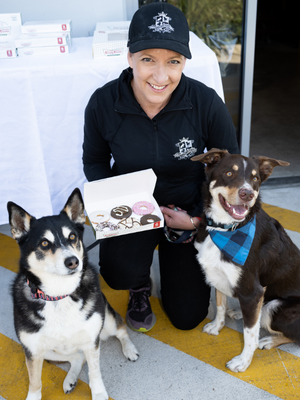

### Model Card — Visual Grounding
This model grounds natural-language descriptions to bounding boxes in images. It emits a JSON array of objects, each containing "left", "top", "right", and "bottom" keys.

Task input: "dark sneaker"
[{"left": 126, "top": 283, "right": 156, "bottom": 332}]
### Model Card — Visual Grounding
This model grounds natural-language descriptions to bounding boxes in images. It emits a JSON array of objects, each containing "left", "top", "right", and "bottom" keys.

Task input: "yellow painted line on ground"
[
  {"left": 0, "top": 233, "right": 19, "bottom": 274},
  {"left": 0, "top": 333, "right": 115, "bottom": 400},
  {"left": 262, "top": 203, "right": 300, "bottom": 233}
]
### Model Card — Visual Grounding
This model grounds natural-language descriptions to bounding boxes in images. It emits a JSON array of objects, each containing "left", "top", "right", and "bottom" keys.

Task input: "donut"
[
  {"left": 132, "top": 201, "right": 155, "bottom": 216},
  {"left": 118, "top": 217, "right": 141, "bottom": 230},
  {"left": 140, "top": 214, "right": 161, "bottom": 225},
  {"left": 89, "top": 210, "right": 110, "bottom": 226},
  {"left": 94, "top": 222, "right": 119, "bottom": 232},
  {"left": 110, "top": 205, "right": 132, "bottom": 219}
]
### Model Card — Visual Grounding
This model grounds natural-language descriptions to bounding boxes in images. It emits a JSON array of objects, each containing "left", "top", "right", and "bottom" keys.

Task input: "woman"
[{"left": 83, "top": 2, "right": 239, "bottom": 332}]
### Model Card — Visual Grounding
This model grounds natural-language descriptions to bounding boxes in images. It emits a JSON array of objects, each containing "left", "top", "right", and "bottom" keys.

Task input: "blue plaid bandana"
[{"left": 209, "top": 216, "right": 256, "bottom": 266}]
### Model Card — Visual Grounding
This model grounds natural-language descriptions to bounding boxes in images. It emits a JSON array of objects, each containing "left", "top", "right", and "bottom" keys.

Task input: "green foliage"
[{"left": 168, "top": 0, "right": 244, "bottom": 44}]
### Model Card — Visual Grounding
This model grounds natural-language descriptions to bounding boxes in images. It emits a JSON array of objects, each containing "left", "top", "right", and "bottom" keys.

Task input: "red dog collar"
[{"left": 26, "top": 279, "right": 69, "bottom": 301}]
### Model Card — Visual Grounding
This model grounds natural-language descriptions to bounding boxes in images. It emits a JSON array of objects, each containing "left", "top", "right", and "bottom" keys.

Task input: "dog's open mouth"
[{"left": 219, "top": 194, "right": 249, "bottom": 220}]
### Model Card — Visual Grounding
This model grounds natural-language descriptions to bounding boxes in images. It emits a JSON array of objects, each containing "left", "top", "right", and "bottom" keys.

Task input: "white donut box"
[{"left": 84, "top": 169, "right": 164, "bottom": 240}]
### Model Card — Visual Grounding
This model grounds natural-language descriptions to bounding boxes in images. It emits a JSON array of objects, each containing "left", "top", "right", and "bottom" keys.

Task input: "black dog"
[{"left": 8, "top": 188, "right": 139, "bottom": 400}]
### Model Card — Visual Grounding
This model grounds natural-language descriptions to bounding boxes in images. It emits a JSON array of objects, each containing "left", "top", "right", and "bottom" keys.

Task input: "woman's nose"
[{"left": 153, "top": 65, "right": 168, "bottom": 84}]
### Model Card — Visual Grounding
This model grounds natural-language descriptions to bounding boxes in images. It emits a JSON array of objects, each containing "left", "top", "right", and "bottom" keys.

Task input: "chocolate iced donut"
[
  {"left": 110, "top": 205, "right": 132, "bottom": 219},
  {"left": 140, "top": 214, "right": 161, "bottom": 225}
]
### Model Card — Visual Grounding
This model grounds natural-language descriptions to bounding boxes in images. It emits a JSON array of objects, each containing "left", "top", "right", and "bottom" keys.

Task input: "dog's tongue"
[{"left": 228, "top": 205, "right": 248, "bottom": 220}]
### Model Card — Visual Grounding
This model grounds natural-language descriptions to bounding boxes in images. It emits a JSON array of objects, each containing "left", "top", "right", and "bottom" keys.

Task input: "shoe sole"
[{"left": 126, "top": 313, "right": 157, "bottom": 333}]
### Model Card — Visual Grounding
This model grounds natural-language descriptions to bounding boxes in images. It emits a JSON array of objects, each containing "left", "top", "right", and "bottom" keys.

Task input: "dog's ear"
[
  {"left": 191, "top": 148, "right": 229, "bottom": 165},
  {"left": 253, "top": 156, "right": 290, "bottom": 182},
  {"left": 7, "top": 202, "right": 34, "bottom": 242},
  {"left": 62, "top": 188, "right": 86, "bottom": 226}
]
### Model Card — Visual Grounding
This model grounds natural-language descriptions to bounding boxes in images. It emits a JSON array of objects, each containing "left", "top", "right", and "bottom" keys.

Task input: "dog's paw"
[
  {"left": 119, "top": 336, "right": 139, "bottom": 361},
  {"left": 25, "top": 389, "right": 42, "bottom": 400},
  {"left": 203, "top": 321, "right": 223, "bottom": 336},
  {"left": 227, "top": 308, "right": 243, "bottom": 320},
  {"left": 63, "top": 377, "right": 78, "bottom": 394},
  {"left": 92, "top": 391, "right": 109, "bottom": 400},
  {"left": 123, "top": 342, "right": 139, "bottom": 361},
  {"left": 226, "top": 354, "right": 252, "bottom": 372},
  {"left": 258, "top": 336, "right": 276, "bottom": 350}
]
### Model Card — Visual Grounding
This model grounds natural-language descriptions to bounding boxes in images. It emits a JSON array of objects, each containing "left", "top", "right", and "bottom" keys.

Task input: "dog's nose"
[
  {"left": 64, "top": 256, "right": 79, "bottom": 270},
  {"left": 239, "top": 188, "right": 254, "bottom": 202}
]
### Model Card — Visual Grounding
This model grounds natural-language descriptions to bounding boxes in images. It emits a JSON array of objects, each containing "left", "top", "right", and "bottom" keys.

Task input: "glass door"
[{"left": 169, "top": 0, "right": 245, "bottom": 142}]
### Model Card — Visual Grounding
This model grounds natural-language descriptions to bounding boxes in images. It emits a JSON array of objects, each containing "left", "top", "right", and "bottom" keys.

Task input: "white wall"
[{"left": 0, "top": 0, "right": 139, "bottom": 38}]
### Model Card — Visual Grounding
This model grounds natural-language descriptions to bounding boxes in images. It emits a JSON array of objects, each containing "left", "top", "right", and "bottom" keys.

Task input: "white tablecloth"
[{"left": 0, "top": 32, "right": 223, "bottom": 225}]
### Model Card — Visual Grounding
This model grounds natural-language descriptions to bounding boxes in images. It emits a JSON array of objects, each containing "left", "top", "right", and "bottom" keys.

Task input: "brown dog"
[{"left": 192, "top": 148, "right": 300, "bottom": 372}]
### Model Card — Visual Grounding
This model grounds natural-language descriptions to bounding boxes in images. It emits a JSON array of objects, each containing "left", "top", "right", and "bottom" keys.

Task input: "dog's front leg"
[
  {"left": 25, "top": 356, "right": 43, "bottom": 400},
  {"left": 203, "top": 289, "right": 227, "bottom": 335},
  {"left": 44, "top": 350, "right": 86, "bottom": 394},
  {"left": 84, "top": 344, "right": 108, "bottom": 400},
  {"left": 226, "top": 286, "right": 265, "bottom": 373}
]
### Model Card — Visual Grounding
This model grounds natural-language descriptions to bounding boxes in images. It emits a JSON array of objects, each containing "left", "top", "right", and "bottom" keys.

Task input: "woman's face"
[{"left": 127, "top": 48, "right": 186, "bottom": 114}]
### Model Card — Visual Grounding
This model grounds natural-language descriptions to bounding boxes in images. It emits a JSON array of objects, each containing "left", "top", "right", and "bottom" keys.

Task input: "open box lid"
[{"left": 84, "top": 169, "right": 157, "bottom": 204}]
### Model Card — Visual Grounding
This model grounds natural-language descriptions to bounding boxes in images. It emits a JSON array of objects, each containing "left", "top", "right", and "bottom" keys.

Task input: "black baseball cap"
[{"left": 127, "top": 2, "right": 192, "bottom": 59}]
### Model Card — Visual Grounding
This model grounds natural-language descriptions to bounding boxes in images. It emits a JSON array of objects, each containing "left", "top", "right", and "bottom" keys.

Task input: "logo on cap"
[{"left": 148, "top": 12, "right": 174, "bottom": 34}]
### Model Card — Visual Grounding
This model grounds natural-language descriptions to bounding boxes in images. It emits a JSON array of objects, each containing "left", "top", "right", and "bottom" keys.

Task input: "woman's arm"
[{"left": 82, "top": 93, "right": 113, "bottom": 182}]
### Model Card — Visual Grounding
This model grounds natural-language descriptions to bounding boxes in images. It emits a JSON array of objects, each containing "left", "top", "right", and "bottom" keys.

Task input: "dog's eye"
[
  {"left": 41, "top": 240, "right": 49, "bottom": 247},
  {"left": 253, "top": 176, "right": 259, "bottom": 181},
  {"left": 226, "top": 171, "right": 233, "bottom": 177},
  {"left": 69, "top": 233, "right": 76, "bottom": 241}
]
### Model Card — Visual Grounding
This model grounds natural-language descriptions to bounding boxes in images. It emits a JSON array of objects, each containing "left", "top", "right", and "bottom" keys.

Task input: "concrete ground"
[{"left": 1, "top": 184, "right": 300, "bottom": 400}]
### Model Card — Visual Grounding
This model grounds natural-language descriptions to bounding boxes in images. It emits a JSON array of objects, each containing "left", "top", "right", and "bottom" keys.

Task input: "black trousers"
[{"left": 99, "top": 228, "right": 211, "bottom": 330}]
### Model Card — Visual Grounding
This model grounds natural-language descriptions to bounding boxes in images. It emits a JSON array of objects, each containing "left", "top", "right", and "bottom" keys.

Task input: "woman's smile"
[{"left": 148, "top": 82, "right": 168, "bottom": 91}]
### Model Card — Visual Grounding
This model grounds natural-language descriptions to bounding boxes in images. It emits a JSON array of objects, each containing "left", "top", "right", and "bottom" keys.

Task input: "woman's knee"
[
  {"left": 161, "top": 284, "right": 211, "bottom": 330},
  {"left": 166, "top": 304, "right": 210, "bottom": 330}
]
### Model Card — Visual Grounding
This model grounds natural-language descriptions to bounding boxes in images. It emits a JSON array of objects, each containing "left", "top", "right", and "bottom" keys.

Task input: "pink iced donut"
[{"left": 132, "top": 201, "right": 155, "bottom": 216}]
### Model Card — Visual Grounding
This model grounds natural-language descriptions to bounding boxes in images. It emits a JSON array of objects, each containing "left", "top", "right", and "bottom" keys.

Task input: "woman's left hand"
[{"left": 160, "top": 205, "right": 199, "bottom": 230}]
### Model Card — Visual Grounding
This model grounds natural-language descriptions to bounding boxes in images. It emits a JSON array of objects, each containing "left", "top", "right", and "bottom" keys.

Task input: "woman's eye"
[
  {"left": 226, "top": 171, "right": 233, "bottom": 176},
  {"left": 142, "top": 58, "right": 152, "bottom": 62},
  {"left": 170, "top": 60, "right": 180, "bottom": 64}
]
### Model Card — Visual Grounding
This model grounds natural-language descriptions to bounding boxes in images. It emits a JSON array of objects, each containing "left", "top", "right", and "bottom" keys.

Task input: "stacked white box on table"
[
  {"left": 15, "top": 32, "right": 69, "bottom": 48},
  {"left": 21, "top": 20, "right": 72, "bottom": 34},
  {"left": 0, "top": 41, "right": 17, "bottom": 58},
  {"left": 92, "top": 20, "right": 130, "bottom": 59},
  {"left": 16, "top": 20, "right": 72, "bottom": 56},
  {"left": 0, "top": 13, "right": 22, "bottom": 58}
]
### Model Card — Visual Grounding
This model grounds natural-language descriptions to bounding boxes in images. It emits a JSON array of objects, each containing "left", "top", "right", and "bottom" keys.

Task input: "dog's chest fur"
[
  {"left": 194, "top": 235, "right": 242, "bottom": 297},
  {"left": 19, "top": 294, "right": 103, "bottom": 356}
]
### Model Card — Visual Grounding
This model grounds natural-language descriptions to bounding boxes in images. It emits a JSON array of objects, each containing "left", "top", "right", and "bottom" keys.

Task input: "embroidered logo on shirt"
[
  {"left": 148, "top": 12, "right": 174, "bottom": 34},
  {"left": 173, "top": 137, "right": 197, "bottom": 160}
]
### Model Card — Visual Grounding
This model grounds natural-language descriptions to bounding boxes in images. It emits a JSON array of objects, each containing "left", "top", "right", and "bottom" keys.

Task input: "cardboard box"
[
  {"left": 84, "top": 169, "right": 164, "bottom": 239},
  {"left": 21, "top": 20, "right": 72, "bottom": 34},
  {"left": 0, "top": 41, "right": 17, "bottom": 58},
  {"left": 15, "top": 33, "right": 69, "bottom": 48},
  {"left": 0, "top": 13, "right": 22, "bottom": 42},
  {"left": 92, "top": 20, "right": 130, "bottom": 59},
  {"left": 17, "top": 45, "right": 69, "bottom": 56},
  {"left": 95, "top": 20, "right": 130, "bottom": 34}
]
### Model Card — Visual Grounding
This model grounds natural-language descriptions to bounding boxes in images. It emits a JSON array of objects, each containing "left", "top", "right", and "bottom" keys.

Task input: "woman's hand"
[{"left": 160, "top": 205, "right": 200, "bottom": 231}]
